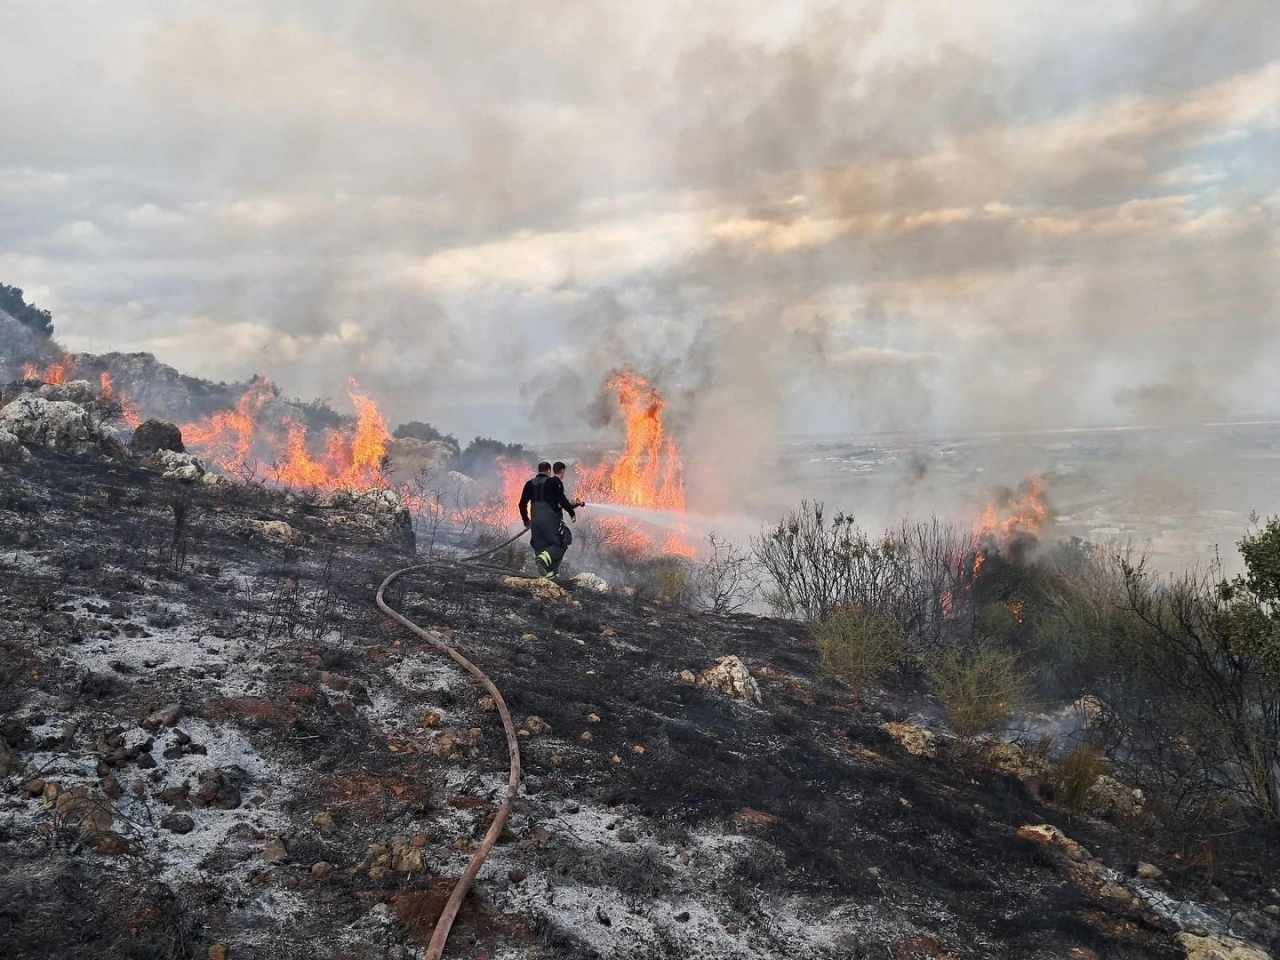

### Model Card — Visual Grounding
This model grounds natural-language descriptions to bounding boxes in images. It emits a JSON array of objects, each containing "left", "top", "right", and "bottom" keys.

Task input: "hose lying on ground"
[{"left": 374, "top": 527, "right": 530, "bottom": 960}]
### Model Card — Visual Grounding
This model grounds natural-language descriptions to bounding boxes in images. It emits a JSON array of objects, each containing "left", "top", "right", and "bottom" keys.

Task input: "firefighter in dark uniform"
[{"left": 518, "top": 460, "right": 582, "bottom": 578}]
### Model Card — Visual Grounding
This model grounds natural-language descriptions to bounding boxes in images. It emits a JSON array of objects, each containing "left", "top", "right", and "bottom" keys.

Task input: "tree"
[
  {"left": 0, "top": 284, "right": 54, "bottom": 338},
  {"left": 393, "top": 420, "right": 458, "bottom": 449},
  {"left": 1222, "top": 516, "right": 1280, "bottom": 680},
  {"left": 451, "top": 437, "right": 534, "bottom": 478}
]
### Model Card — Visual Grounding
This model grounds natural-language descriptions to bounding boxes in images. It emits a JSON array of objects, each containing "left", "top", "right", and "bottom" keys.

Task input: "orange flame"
[
  {"left": 99, "top": 373, "right": 143, "bottom": 428},
  {"left": 577, "top": 369, "right": 685, "bottom": 513},
  {"left": 575, "top": 369, "right": 691, "bottom": 556},
  {"left": 23, "top": 355, "right": 74, "bottom": 385},
  {"left": 181, "top": 379, "right": 390, "bottom": 494},
  {"left": 975, "top": 475, "right": 1047, "bottom": 544},
  {"left": 182, "top": 380, "right": 275, "bottom": 476}
]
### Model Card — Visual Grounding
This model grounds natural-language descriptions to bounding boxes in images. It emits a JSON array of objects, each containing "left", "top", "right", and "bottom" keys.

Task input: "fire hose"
[{"left": 374, "top": 526, "right": 530, "bottom": 960}]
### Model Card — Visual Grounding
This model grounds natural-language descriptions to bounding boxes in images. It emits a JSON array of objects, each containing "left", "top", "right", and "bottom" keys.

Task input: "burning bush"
[{"left": 813, "top": 606, "right": 907, "bottom": 702}]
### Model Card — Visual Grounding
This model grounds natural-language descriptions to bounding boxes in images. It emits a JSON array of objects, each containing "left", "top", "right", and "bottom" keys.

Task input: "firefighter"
[{"left": 518, "top": 460, "right": 582, "bottom": 578}]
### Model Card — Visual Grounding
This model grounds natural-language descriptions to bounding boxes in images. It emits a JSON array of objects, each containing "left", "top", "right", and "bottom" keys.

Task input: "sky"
[{"left": 1, "top": 0, "right": 1277, "bottom": 450}]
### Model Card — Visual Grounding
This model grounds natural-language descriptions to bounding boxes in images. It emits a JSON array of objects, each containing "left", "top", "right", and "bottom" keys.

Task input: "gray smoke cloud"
[{"left": 1, "top": 0, "right": 1278, "bottom": 519}]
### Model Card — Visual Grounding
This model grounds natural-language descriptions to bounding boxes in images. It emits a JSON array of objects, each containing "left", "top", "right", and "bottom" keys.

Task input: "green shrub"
[
  {"left": 1053, "top": 743, "right": 1106, "bottom": 814},
  {"left": 650, "top": 556, "right": 692, "bottom": 606},
  {"left": 930, "top": 643, "right": 1029, "bottom": 741},
  {"left": 813, "top": 606, "right": 907, "bottom": 700}
]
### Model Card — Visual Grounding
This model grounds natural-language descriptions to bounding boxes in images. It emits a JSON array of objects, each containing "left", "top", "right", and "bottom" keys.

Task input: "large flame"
[
  {"left": 182, "top": 380, "right": 275, "bottom": 476},
  {"left": 577, "top": 369, "right": 686, "bottom": 512},
  {"left": 574, "top": 369, "right": 691, "bottom": 555},
  {"left": 181, "top": 379, "right": 390, "bottom": 493},
  {"left": 22, "top": 355, "right": 74, "bottom": 384},
  {"left": 975, "top": 474, "right": 1047, "bottom": 544},
  {"left": 99, "top": 373, "right": 143, "bottom": 428}
]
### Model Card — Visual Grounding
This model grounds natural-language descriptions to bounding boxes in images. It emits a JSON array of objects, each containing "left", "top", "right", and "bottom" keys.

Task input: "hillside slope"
[{"left": 1, "top": 448, "right": 1276, "bottom": 960}]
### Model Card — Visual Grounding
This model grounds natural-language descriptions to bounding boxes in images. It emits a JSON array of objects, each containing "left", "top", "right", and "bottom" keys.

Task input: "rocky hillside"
[{"left": 0, "top": 407, "right": 1277, "bottom": 959}]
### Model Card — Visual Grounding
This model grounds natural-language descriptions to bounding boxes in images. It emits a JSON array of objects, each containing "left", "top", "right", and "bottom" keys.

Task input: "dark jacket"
[{"left": 518, "top": 474, "right": 577, "bottom": 525}]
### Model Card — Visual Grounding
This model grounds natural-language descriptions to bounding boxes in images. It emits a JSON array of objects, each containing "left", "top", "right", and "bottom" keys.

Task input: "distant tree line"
[
  {"left": 392, "top": 420, "right": 534, "bottom": 478},
  {"left": 0, "top": 283, "right": 54, "bottom": 338}
]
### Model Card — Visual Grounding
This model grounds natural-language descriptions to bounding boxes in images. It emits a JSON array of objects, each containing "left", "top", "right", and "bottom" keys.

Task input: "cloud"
[{"left": 0, "top": 0, "right": 1274, "bottom": 468}]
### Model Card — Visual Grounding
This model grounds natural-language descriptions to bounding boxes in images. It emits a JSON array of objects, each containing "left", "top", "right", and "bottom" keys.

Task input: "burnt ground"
[{"left": 1, "top": 451, "right": 1278, "bottom": 960}]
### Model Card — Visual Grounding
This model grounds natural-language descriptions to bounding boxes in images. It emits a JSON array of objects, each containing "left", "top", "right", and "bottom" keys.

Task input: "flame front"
[
  {"left": 182, "top": 379, "right": 391, "bottom": 494},
  {"left": 577, "top": 369, "right": 686, "bottom": 513},
  {"left": 23, "top": 355, "right": 74, "bottom": 385},
  {"left": 99, "top": 373, "right": 143, "bottom": 428},
  {"left": 575, "top": 369, "right": 691, "bottom": 555},
  {"left": 182, "top": 380, "right": 275, "bottom": 476},
  {"left": 975, "top": 475, "right": 1047, "bottom": 544}
]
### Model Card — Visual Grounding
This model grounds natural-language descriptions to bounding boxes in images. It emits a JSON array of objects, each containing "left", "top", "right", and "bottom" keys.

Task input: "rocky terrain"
[{"left": 1, "top": 393, "right": 1278, "bottom": 960}]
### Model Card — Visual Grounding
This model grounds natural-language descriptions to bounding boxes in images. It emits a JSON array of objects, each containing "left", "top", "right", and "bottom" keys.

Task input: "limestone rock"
[
  {"left": 571, "top": 571, "right": 610, "bottom": 594},
  {"left": 262, "top": 837, "right": 288, "bottom": 863},
  {"left": 0, "top": 394, "right": 100, "bottom": 453},
  {"left": 1083, "top": 775, "right": 1145, "bottom": 821},
  {"left": 129, "top": 419, "right": 184, "bottom": 456},
  {"left": 501, "top": 575, "right": 571, "bottom": 602},
  {"left": 1175, "top": 933, "right": 1271, "bottom": 960},
  {"left": 317, "top": 488, "right": 414, "bottom": 549},
  {"left": 882, "top": 722, "right": 938, "bottom": 759},
  {"left": 696, "top": 656, "right": 761, "bottom": 703},
  {"left": 0, "top": 427, "right": 33, "bottom": 464},
  {"left": 148, "top": 448, "right": 209, "bottom": 482},
  {"left": 38, "top": 379, "right": 97, "bottom": 404},
  {"left": 1017, "top": 823, "right": 1091, "bottom": 862},
  {"left": 986, "top": 740, "right": 1047, "bottom": 777}
]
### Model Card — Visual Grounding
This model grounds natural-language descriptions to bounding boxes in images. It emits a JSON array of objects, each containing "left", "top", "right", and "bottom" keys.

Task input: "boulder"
[
  {"left": 0, "top": 427, "right": 33, "bottom": 464},
  {"left": 1175, "top": 934, "right": 1271, "bottom": 960},
  {"left": 571, "top": 571, "right": 611, "bottom": 594},
  {"left": 0, "top": 394, "right": 101, "bottom": 453},
  {"left": 1017, "top": 823, "right": 1091, "bottom": 863},
  {"left": 148, "top": 449, "right": 208, "bottom": 482},
  {"left": 1083, "top": 775, "right": 1145, "bottom": 822},
  {"left": 38, "top": 379, "right": 97, "bottom": 404},
  {"left": 696, "top": 656, "right": 762, "bottom": 703},
  {"left": 318, "top": 488, "right": 414, "bottom": 550},
  {"left": 501, "top": 575, "right": 572, "bottom": 602},
  {"left": 882, "top": 721, "right": 938, "bottom": 759},
  {"left": 129, "top": 419, "right": 185, "bottom": 456}
]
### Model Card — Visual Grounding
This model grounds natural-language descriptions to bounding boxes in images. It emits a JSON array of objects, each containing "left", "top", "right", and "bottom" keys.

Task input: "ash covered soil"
[{"left": 1, "top": 452, "right": 1277, "bottom": 960}]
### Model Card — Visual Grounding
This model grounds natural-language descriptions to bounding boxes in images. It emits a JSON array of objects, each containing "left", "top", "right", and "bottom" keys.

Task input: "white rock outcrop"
[
  {"left": 696, "top": 655, "right": 761, "bottom": 703},
  {"left": 571, "top": 571, "right": 610, "bottom": 594},
  {"left": 148, "top": 449, "right": 209, "bottom": 482},
  {"left": 0, "top": 395, "right": 100, "bottom": 453},
  {"left": 1175, "top": 933, "right": 1271, "bottom": 960},
  {"left": 37, "top": 379, "right": 97, "bottom": 404}
]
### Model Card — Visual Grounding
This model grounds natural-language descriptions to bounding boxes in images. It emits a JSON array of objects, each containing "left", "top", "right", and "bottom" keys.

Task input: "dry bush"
[
  {"left": 930, "top": 644, "right": 1029, "bottom": 742},
  {"left": 1053, "top": 743, "right": 1106, "bottom": 814},
  {"left": 693, "top": 532, "right": 757, "bottom": 613}
]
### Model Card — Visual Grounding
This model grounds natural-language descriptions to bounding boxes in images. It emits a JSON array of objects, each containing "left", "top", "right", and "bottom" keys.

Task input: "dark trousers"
[{"left": 530, "top": 507, "right": 571, "bottom": 573}]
